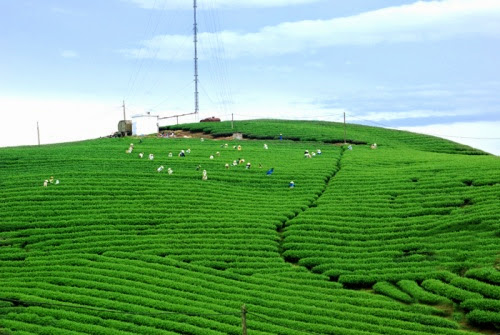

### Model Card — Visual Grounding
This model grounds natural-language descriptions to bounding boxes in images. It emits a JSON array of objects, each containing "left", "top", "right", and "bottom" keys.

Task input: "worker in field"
[
  {"left": 237, "top": 145, "right": 242, "bottom": 151},
  {"left": 187, "top": 149, "right": 191, "bottom": 154},
  {"left": 246, "top": 162, "right": 251, "bottom": 169},
  {"left": 157, "top": 166, "right": 164, "bottom": 173},
  {"left": 264, "top": 143, "right": 268, "bottom": 150},
  {"left": 371, "top": 143, "right": 377, "bottom": 149},
  {"left": 49, "top": 176, "right": 54, "bottom": 184},
  {"left": 149, "top": 154, "right": 154, "bottom": 160},
  {"left": 239, "top": 158, "right": 245, "bottom": 164},
  {"left": 224, "top": 143, "right": 228, "bottom": 148},
  {"left": 55, "top": 180, "right": 60, "bottom": 185},
  {"left": 202, "top": 170, "right": 208, "bottom": 180},
  {"left": 168, "top": 168, "right": 173, "bottom": 175},
  {"left": 168, "top": 152, "right": 173, "bottom": 158},
  {"left": 317, "top": 149, "right": 322, "bottom": 155},
  {"left": 196, "top": 165, "right": 201, "bottom": 171},
  {"left": 259, "top": 163, "right": 262, "bottom": 169},
  {"left": 43, "top": 180, "right": 48, "bottom": 187},
  {"left": 279, "top": 134, "right": 283, "bottom": 140},
  {"left": 312, "top": 152, "right": 316, "bottom": 157},
  {"left": 201, "top": 138, "right": 205, "bottom": 142},
  {"left": 210, "top": 155, "right": 214, "bottom": 160},
  {"left": 225, "top": 163, "right": 229, "bottom": 169},
  {"left": 232, "top": 160, "right": 238, "bottom": 166},
  {"left": 289, "top": 181, "right": 295, "bottom": 188},
  {"left": 139, "top": 152, "right": 144, "bottom": 158},
  {"left": 304, "top": 150, "right": 311, "bottom": 158},
  {"left": 266, "top": 168, "right": 274, "bottom": 175},
  {"left": 216, "top": 151, "right": 220, "bottom": 157},
  {"left": 179, "top": 150, "right": 185, "bottom": 157},
  {"left": 348, "top": 145, "right": 353, "bottom": 150}
]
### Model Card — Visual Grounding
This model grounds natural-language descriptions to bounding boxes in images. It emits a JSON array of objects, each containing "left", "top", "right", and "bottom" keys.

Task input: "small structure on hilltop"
[
  {"left": 132, "top": 114, "right": 159, "bottom": 136},
  {"left": 117, "top": 120, "right": 132, "bottom": 137},
  {"left": 233, "top": 132, "right": 243, "bottom": 140},
  {"left": 200, "top": 116, "right": 221, "bottom": 122}
]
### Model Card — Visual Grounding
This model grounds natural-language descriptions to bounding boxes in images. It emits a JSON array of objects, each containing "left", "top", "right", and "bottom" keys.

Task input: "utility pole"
[
  {"left": 122, "top": 100, "right": 126, "bottom": 121},
  {"left": 193, "top": 0, "right": 199, "bottom": 116},
  {"left": 241, "top": 304, "right": 247, "bottom": 335},
  {"left": 343, "top": 112, "right": 346, "bottom": 144},
  {"left": 231, "top": 113, "right": 234, "bottom": 129},
  {"left": 37, "top": 121, "right": 40, "bottom": 146}
]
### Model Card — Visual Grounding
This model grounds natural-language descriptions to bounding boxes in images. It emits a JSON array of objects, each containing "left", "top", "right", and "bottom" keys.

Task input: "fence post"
[{"left": 241, "top": 304, "right": 247, "bottom": 335}]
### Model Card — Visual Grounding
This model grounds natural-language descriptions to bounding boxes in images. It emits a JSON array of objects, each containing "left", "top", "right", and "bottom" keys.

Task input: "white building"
[{"left": 132, "top": 114, "right": 158, "bottom": 136}]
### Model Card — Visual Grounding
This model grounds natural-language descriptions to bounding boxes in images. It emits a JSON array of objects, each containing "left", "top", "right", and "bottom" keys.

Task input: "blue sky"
[{"left": 1, "top": 0, "right": 499, "bottom": 154}]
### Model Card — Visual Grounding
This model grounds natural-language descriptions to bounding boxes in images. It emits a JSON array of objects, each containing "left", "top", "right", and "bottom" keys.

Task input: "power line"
[
  {"left": 124, "top": 1, "right": 190, "bottom": 108},
  {"left": 139, "top": 29, "right": 193, "bottom": 106},
  {"left": 199, "top": 0, "right": 234, "bottom": 118},
  {"left": 146, "top": 79, "right": 195, "bottom": 112},
  {"left": 123, "top": 0, "right": 160, "bottom": 102}
]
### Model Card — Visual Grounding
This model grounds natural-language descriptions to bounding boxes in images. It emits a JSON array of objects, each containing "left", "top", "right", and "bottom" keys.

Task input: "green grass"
[{"left": 0, "top": 119, "right": 498, "bottom": 334}]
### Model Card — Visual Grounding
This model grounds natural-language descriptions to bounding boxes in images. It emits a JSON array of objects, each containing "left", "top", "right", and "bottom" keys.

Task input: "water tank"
[{"left": 118, "top": 120, "right": 132, "bottom": 136}]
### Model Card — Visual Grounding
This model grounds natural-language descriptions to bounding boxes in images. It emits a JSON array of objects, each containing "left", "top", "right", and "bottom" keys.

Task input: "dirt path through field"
[{"left": 277, "top": 146, "right": 345, "bottom": 266}]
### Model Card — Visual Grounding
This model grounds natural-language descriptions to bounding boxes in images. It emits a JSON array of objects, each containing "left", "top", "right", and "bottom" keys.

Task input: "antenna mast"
[{"left": 193, "top": 0, "right": 199, "bottom": 116}]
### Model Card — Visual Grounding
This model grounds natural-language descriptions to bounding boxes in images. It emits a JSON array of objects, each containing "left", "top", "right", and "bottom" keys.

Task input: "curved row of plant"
[
  {"left": 279, "top": 144, "right": 500, "bottom": 330},
  {"left": 0, "top": 252, "right": 478, "bottom": 335},
  {"left": 163, "top": 119, "right": 487, "bottom": 155}
]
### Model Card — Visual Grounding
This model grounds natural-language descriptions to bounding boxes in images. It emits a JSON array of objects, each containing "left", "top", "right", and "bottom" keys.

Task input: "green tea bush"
[
  {"left": 397, "top": 280, "right": 451, "bottom": 305},
  {"left": 421, "top": 280, "right": 482, "bottom": 302},
  {"left": 0, "top": 120, "right": 497, "bottom": 335},
  {"left": 373, "top": 281, "right": 414, "bottom": 303}
]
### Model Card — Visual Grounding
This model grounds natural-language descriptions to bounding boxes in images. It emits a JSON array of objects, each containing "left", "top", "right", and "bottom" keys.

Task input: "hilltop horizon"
[{"left": 1, "top": 117, "right": 498, "bottom": 156}]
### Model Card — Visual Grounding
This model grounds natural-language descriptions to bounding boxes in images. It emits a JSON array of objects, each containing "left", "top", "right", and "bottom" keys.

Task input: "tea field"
[{"left": 0, "top": 120, "right": 498, "bottom": 334}]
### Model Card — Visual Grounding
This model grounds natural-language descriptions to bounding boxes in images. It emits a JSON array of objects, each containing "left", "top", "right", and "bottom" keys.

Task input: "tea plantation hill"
[{"left": 0, "top": 120, "right": 498, "bottom": 334}]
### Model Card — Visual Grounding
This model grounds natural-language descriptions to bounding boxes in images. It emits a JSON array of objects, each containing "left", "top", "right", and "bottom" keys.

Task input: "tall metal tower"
[{"left": 193, "top": 0, "right": 199, "bottom": 116}]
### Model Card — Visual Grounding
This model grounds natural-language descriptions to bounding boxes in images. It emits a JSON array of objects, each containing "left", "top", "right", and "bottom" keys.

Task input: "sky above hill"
[{"left": 1, "top": 0, "right": 499, "bottom": 154}]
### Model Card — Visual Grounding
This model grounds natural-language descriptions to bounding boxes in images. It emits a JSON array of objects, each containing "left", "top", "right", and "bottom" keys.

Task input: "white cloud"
[
  {"left": 122, "top": 0, "right": 500, "bottom": 60},
  {"left": 61, "top": 50, "right": 79, "bottom": 58},
  {"left": 400, "top": 121, "right": 500, "bottom": 155},
  {"left": 0, "top": 96, "right": 119, "bottom": 148},
  {"left": 124, "top": 0, "right": 323, "bottom": 10}
]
